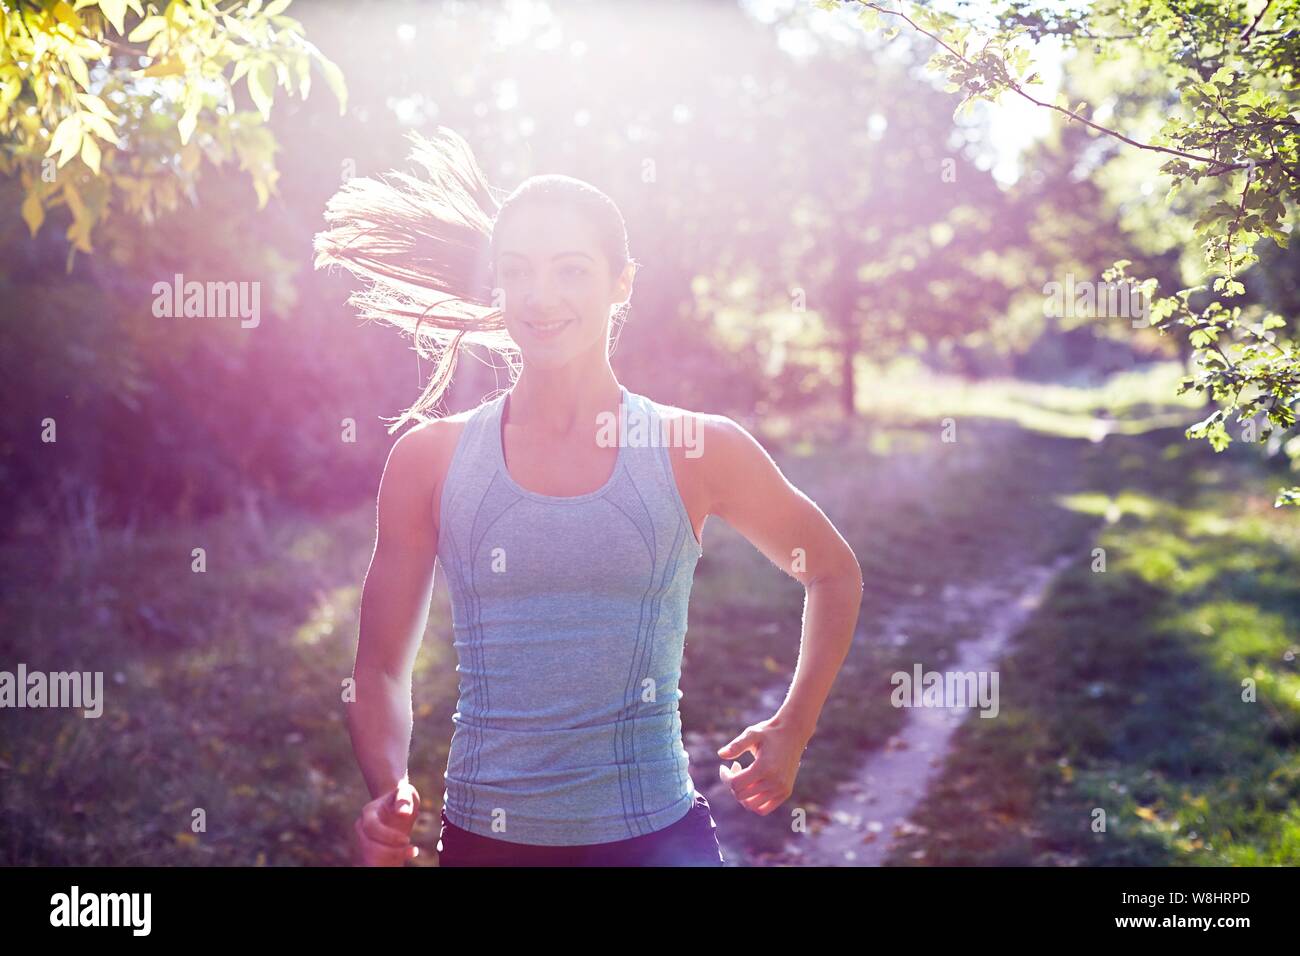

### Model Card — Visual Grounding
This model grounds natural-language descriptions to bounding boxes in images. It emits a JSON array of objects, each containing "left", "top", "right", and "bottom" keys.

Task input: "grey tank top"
[{"left": 435, "top": 383, "right": 705, "bottom": 845}]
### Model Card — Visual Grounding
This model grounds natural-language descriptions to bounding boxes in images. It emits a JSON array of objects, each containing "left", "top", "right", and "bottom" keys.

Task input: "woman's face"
[{"left": 493, "top": 202, "right": 634, "bottom": 366}]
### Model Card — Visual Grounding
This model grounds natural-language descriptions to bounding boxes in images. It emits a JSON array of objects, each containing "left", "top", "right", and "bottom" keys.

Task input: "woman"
[{"left": 314, "top": 127, "right": 863, "bottom": 867}]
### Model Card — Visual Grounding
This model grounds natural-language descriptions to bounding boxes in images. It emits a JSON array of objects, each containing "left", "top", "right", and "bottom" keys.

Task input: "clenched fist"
[{"left": 352, "top": 778, "right": 421, "bottom": 866}]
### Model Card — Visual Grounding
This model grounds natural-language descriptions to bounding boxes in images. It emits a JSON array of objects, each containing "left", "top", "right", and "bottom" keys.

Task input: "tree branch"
[
  {"left": 1239, "top": 0, "right": 1274, "bottom": 45},
  {"left": 859, "top": 0, "right": 1245, "bottom": 172}
]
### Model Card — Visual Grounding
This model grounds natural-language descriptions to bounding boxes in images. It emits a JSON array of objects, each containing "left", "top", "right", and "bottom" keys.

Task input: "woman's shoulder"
[
  {"left": 383, "top": 402, "right": 489, "bottom": 502},
  {"left": 632, "top": 391, "right": 748, "bottom": 451},
  {"left": 631, "top": 392, "right": 762, "bottom": 489}
]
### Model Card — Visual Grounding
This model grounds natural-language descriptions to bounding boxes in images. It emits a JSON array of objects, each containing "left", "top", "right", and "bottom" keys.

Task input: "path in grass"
[
  {"left": 882, "top": 424, "right": 1300, "bottom": 866},
  {"left": 765, "top": 554, "right": 1073, "bottom": 866}
]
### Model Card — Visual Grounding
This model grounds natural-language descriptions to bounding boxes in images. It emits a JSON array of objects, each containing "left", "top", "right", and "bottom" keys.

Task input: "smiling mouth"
[{"left": 526, "top": 318, "right": 572, "bottom": 332}]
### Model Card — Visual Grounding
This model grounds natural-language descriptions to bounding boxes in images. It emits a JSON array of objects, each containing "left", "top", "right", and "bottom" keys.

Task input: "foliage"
[
  {"left": 832, "top": 0, "right": 1300, "bottom": 505},
  {"left": 0, "top": 0, "right": 345, "bottom": 269}
]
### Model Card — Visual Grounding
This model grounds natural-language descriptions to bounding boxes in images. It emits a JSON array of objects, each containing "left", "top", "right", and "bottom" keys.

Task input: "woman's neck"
[{"left": 504, "top": 368, "right": 622, "bottom": 436}]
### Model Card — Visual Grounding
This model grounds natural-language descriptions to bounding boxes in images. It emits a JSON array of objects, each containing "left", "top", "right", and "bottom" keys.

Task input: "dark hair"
[{"left": 312, "top": 126, "right": 637, "bottom": 432}]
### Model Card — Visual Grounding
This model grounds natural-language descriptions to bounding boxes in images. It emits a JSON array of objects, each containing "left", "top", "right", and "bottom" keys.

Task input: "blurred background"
[{"left": 2, "top": 0, "right": 1297, "bottom": 866}]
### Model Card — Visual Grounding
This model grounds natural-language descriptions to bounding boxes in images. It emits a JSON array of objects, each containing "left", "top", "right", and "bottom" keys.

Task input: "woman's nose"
[{"left": 524, "top": 278, "right": 558, "bottom": 310}]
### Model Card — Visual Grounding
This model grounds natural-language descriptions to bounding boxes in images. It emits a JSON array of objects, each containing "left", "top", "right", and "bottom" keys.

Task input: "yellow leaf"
[
  {"left": 80, "top": 133, "right": 101, "bottom": 174},
  {"left": 80, "top": 112, "right": 121, "bottom": 146},
  {"left": 140, "top": 57, "right": 185, "bottom": 77},
  {"left": 180, "top": 141, "right": 201, "bottom": 172},
  {"left": 52, "top": 1, "right": 82, "bottom": 33},
  {"left": 1134, "top": 805, "right": 1158, "bottom": 822},
  {"left": 178, "top": 103, "right": 199, "bottom": 145},
  {"left": 21, "top": 190, "right": 44, "bottom": 235},
  {"left": 127, "top": 15, "right": 168, "bottom": 43},
  {"left": 76, "top": 92, "right": 115, "bottom": 120},
  {"left": 99, "top": 0, "right": 128, "bottom": 35},
  {"left": 62, "top": 180, "right": 93, "bottom": 252},
  {"left": 47, "top": 114, "right": 83, "bottom": 167},
  {"left": 66, "top": 53, "right": 91, "bottom": 91},
  {"left": 174, "top": 832, "right": 199, "bottom": 847}
]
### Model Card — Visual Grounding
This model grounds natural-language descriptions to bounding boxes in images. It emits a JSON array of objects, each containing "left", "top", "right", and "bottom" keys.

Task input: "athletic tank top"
[{"left": 435, "top": 383, "right": 706, "bottom": 845}]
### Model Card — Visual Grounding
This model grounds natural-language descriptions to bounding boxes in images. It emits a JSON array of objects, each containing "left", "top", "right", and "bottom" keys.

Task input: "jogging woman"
[{"left": 315, "top": 127, "right": 864, "bottom": 867}]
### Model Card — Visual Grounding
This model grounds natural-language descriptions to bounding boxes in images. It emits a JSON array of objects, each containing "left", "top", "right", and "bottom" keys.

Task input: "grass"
[{"left": 885, "top": 426, "right": 1300, "bottom": 866}]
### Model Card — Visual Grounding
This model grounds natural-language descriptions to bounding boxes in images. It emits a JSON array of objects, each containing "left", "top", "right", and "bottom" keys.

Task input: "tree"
[
  {"left": 1, "top": 0, "right": 345, "bottom": 269},
  {"left": 829, "top": 0, "right": 1300, "bottom": 505}
]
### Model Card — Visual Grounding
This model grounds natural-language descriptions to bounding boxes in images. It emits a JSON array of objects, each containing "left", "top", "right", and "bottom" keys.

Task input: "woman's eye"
[{"left": 562, "top": 265, "right": 587, "bottom": 277}]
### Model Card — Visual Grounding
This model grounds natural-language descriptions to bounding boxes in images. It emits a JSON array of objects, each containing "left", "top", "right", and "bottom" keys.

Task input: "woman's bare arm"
[
  {"left": 697, "top": 414, "right": 864, "bottom": 813},
  {"left": 347, "top": 421, "right": 448, "bottom": 800}
]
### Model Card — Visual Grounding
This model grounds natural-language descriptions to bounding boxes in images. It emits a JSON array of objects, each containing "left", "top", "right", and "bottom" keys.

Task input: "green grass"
[
  {"left": 0, "top": 505, "right": 462, "bottom": 865},
  {"left": 886, "top": 427, "right": 1300, "bottom": 866},
  {"left": 845, "top": 359, "right": 1204, "bottom": 439}
]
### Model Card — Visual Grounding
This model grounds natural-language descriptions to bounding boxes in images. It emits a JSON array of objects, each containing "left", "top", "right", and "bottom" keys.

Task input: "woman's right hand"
[{"left": 352, "top": 778, "right": 421, "bottom": 866}]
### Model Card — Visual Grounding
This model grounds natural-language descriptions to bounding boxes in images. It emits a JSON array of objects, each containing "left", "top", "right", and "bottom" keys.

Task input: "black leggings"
[{"left": 436, "top": 791, "right": 726, "bottom": 867}]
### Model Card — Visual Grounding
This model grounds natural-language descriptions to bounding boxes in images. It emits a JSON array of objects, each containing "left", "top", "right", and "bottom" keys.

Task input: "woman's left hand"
[{"left": 716, "top": 716, "right": 811, "bottom": 815}]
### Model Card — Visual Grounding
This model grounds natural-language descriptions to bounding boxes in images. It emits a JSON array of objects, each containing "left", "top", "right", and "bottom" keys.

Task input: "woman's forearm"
[
  {"left": 348, "top": 559, "right": 435, "bottom": 800},
  {"left": 346, "top": 665, "right": 416, "bottom": 800},
  {"left": 770, "top": 570, "right": 863, "bottom": 743}
]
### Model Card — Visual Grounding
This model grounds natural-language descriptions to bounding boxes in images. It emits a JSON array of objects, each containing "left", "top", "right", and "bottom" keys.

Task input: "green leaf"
[
  {"left": 1208, "top": 421, "right": 1231, "bottom": 452},
  {"left": 247, "top": 61, "right": 275, "bottom": 120},
  {"left": 315, "top": 53, "right": 347, "bottom": 115}
]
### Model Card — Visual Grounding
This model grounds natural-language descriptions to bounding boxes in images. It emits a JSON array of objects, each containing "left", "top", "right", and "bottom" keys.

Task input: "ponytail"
[{"left": 312, "top": 125, "right": 516, "bottom": 432}]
